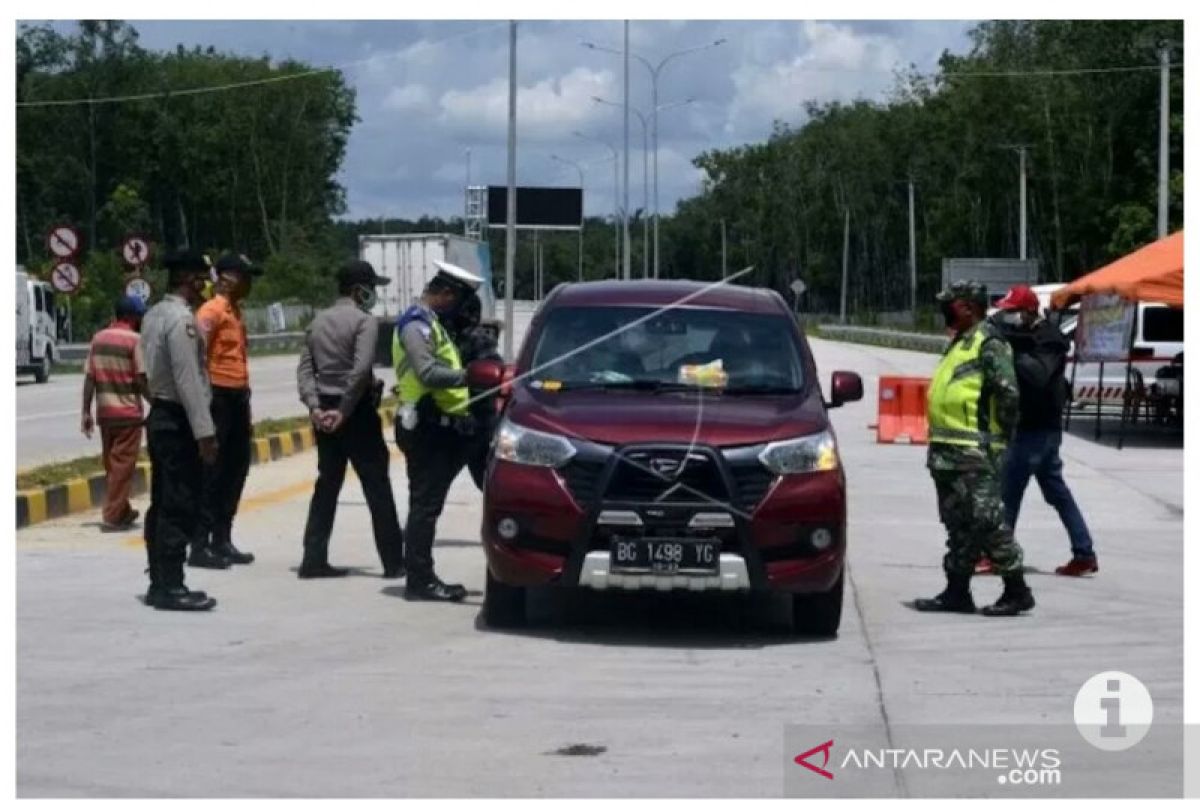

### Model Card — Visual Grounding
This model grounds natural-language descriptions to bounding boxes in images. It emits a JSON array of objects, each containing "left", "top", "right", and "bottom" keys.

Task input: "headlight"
[
  {"left": 494, "top": 419, "right": 576, "bottom": 468},
  {"left": 758, "top": 431, "right": 839, "bottom": 475}
]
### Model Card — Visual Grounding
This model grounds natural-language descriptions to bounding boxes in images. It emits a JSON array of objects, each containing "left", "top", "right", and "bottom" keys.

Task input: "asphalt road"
[
  {"left": 15, "top": 307, "right": 535, "bottom": 469},
  {"left": 15, "top": 336, "right": 1184, "bottom": 797}
]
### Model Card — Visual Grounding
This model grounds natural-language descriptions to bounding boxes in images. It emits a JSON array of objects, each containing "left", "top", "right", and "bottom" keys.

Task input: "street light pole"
[
  {"left": 503, "top": 21, "right": 517, "bottom": 360},
  {"left": 550, "top": 154, "right": 585, "bottom": 282},
  {"left": 582, "top": 37, "right": 726, "bottom": 279},
  {"left": 574, "top": 131, "right": 621, "bottom": 279},
  {"left": 1158, "top": 42, "right": 1171, "bottom": 238},
  {"left": 593, "top": 97, "right": 653, "bottom": 279},
  {"left": 622, "top": 21, "right": 631, "bottom": 281}
]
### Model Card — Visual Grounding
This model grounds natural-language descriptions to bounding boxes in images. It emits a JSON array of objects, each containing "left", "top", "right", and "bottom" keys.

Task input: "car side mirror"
[
  {"left": 466, "top": 360, "right": 505, "bottom": 390},
  {"left": 827, "top": 371, "right": 864, "bottom": 409}
]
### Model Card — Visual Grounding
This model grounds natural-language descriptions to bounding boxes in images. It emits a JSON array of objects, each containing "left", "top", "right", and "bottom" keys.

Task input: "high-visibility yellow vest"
[
  {"left": 927, "top": 325, "right": 1003, "bottom": 449},
  {"left": 392, "top": 314, "right": 469, "bottom": 417}
]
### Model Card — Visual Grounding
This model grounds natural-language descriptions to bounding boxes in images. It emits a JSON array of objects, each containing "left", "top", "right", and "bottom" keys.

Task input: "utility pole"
[
  {"left": 533, "top": 229, "right": 539, "bottom": 302},
  {"left": 622, "top": 21, "right": 631, "bottom": 281},
  {"left": 720, "top": 218, "right": 727, "bottom": 279},
  {"left": 503, "top": 21, "right": 517, "bottom": 359},
  {"left": 907, "top": 178, "right": 917, "bottom": 315},
  {"left": 1018, "top": 146, "right": 1028, "bottom": 260},
  {"left": 1158, "top": 42, "right": 1171, "bottom": 238},
  {"left": 840, "top": 208, "right": 850, "bottom": 323}
]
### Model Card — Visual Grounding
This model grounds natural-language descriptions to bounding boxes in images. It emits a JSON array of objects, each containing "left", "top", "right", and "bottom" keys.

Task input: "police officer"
[
  {"left": 296, "top": 259, "right": 404, "bottom": 579},
  {"left": 447, "top": 292, "right": 503, "bottom": 490},
  {"left": 140, "top": 250, "right": 219, "bottom": 611},
  {"left": 914, "top": 281, "right": 1035, "bottom": 617},
  {"left": 393, "top": 261, "right": 483, "bottom": 602},
  {"left": 194, "top": 252, "right": 263, "bottom": 568}
]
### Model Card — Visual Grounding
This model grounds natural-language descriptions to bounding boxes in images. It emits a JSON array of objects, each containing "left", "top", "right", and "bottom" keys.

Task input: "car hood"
[{"left": 506, "top": 384, "right": 828, "bottom": 448}]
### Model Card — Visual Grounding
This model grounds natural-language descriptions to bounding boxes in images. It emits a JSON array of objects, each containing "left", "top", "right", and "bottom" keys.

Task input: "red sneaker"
[
  {"left": 974, "top": 557, "right": 994, "bottom": 575},
  {"left": 1055, "top": 557, "right": 1098, "bottom": 577}
]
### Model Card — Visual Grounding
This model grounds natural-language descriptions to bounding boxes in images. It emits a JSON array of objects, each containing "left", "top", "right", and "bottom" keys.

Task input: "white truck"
[
  {"left": 16, "top": 269, "right": 60, "bottom": 383},
  {"left": 357, "top": 233, "right": 496, "bottom": 365}
]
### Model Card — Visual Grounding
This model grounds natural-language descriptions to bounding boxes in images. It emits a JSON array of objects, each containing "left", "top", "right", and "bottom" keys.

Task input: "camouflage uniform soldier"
[{"left": 914, "top": 281, "right": 1035, "bottom": 617}]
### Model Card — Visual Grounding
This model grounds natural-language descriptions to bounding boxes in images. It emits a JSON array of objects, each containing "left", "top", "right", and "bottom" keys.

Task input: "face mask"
[
  {"left": 999, "top": 311, "right": 1026, "bottom": 328},
  {"left": 940, "top": 303, "right": 958, "bottom": 328},
  {"left": 352, "top": 285, "right": 377, "bottom": 312}
]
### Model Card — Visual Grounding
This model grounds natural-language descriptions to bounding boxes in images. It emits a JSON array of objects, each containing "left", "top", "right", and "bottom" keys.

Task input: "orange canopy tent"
[{"left": 1051, "top": 231, "right": 1183, "bottom": 309}]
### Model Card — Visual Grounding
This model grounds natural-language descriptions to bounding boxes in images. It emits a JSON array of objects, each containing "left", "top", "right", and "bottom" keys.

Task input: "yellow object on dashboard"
[{"left": 678, "top": 359, "right": 728, "bottom": 388}]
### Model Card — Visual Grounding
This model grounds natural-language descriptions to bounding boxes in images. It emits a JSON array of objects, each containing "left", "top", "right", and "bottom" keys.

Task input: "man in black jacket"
[
  {"left": 448, "top": 292, "right": 503, "bottom": 489},
  {"left": 993, "top": 285, "right": 1097, "bottom": 576}
]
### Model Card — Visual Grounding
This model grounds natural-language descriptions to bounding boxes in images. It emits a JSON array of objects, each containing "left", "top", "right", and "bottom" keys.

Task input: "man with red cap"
[{"left": 992, "top": 284, "right": 1097, "bottom": 577}]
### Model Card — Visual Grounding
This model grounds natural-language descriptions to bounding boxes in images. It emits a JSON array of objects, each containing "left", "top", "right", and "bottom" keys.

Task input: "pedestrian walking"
[
  {"left": 193, "top": 252, "right": 263, "bottom": 569},
  {"left": 913, "top": 281, "right": 1035, "bottom": 617},
  {"left": 993, "top": 285, "right": 1097, "bottom": 577},
  {"left": 393, "top": 261, "right": 484, "bottom": 602},
  {"left": 81, "top": 296, "right": 150, "bottom": 532},
  {"left": 296, "top": 259, "right": 404, "bottom": 579},
  {"left": 140, "top": 250, "right": 219, "bottom": 611}
]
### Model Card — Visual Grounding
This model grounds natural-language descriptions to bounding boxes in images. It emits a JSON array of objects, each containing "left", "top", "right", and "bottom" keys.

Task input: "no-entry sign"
[
  {"left": 50, "top": 262, "right": 82, "bottom": 295},
  {"left": 47, "top": 226, "right": 81, "bottom": 259}
]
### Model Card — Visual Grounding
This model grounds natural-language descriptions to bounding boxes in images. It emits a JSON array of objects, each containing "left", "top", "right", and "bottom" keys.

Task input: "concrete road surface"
[
  {"left": 15, "top": 306, "right": 534, "bottom": 469},
  {"left": 16, "top": 337, "right": 1184, "bottom": 796}
]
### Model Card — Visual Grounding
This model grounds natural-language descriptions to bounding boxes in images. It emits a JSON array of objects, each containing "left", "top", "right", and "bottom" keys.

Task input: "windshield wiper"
[{"left": 721, "top": 384, "right": 803, "bottom": 395}]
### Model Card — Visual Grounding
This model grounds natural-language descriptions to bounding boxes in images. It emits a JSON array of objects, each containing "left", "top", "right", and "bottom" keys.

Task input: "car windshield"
[{"left": 528, "top": 306, "right": 805, "bottom": 393}]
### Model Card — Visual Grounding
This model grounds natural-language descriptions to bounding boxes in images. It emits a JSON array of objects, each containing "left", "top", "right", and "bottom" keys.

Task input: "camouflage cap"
[{"left": 936, "top": 280, "right": 987, "bottom": 306}]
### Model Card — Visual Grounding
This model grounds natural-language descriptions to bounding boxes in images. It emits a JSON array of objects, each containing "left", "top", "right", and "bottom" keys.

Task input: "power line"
[{"left": 17, "top": 21, "right": 506, "bottom": 109}]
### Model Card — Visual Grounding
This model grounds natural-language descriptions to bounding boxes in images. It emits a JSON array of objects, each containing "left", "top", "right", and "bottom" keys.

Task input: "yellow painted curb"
[
  {"left": 277, "top": 433, "right": 295, "bottom": 457},
  {"left": 65, "top": 478, "right": 91, "bottom": 514},
  {"left": 19, "top": 491, "right": 47, "bottom": 526},
  {"left": 298, "top": 427, "right": 314, "bottom": 449},
  {"left": 254, "top": 438, "right": 271, "bottom": 464}
]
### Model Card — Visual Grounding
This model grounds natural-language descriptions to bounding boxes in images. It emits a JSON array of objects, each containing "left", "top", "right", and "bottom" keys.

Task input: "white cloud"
[
  {"left": 383, "top": 84, "right": 432, "bottom": 111},
  {"left": 438, "top": 67, "right": 616, "bottom": 141},
  {"left": 724, "top": 20, "right": 905, "bottom": 139}
]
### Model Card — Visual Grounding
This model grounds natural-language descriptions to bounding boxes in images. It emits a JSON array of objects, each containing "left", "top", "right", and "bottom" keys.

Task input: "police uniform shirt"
[
  {"left": 297, "top": 297, "right": 379, "bottom": 417},
  {"left": 398, "top": 303, "right": 466, "bottom": 389},
  {"left": 141, "top": 293, "right": 216, "bottom": 439}
]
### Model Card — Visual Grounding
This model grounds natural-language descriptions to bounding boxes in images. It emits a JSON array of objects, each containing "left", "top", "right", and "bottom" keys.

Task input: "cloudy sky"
[{"left": 83, "top": 20, "right": 977, "bottom": 221}]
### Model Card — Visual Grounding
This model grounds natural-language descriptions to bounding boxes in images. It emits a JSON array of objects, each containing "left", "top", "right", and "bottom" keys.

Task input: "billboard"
[
  {"left": 487, "top": 186, "right": 583, "bottom": 229},
  {"left": 1074, "top": 293, "right": 1136, "bottom": 363}
]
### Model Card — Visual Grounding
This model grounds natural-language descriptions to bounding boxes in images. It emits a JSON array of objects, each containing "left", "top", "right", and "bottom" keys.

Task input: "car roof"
[{"left": 545, "top": 280, "right": 783, "bottom": 314}]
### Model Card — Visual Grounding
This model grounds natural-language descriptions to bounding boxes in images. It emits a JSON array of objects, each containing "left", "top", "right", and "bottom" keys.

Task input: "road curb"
[{"left": 15, "top": 410, "right": 393, "bottom": 529}]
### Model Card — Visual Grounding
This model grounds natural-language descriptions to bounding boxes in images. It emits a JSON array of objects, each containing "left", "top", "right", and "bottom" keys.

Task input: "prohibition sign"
[
  {"left": 122, "top": 236, "right": 151, "bottom": 267},
  {"left": 50, "top": 262, "right": 82, "bottom": 295},
  {"left": 47, "top": 226, "right": 81, "bottom": 259}
]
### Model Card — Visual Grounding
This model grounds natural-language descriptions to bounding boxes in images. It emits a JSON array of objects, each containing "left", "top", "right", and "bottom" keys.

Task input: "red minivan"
[{"left": 475, "top": 280, "right": 862, "bottom": 635}]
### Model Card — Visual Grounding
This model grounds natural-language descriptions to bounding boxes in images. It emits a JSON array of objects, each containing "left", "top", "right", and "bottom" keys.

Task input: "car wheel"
[
  {"left": 483, "top": 568, "right": 527, "bottom": 629},
  {"left": 35, "top": 350, "right": 51, "bottom": 384},
  {"left": 791, "top": 572, "right": 844, "bottom": 637}
]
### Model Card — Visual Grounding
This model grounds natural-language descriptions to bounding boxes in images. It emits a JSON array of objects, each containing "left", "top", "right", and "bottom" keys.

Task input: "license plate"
[{"left": 610, "top": 537, "right": 720, "bottom": 575}]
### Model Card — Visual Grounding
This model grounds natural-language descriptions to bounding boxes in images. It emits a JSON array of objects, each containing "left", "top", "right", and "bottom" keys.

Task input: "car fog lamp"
[
  {"left": 498, "top": 518, "right": 520, "bottom": 540},
  {"left": 811, "top": 528, "right": 833, "bottom": 550}
]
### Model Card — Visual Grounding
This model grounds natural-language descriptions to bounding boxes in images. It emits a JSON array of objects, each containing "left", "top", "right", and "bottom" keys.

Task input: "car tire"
[
  {"left": 483, "top": 569, "right": 527, "bottom": 629},
  {"left": 791, "top": 572, "right": 844, "bottom": 637},
  {"left": 35, "top": 350, "right": 51, "bottom": 384}
]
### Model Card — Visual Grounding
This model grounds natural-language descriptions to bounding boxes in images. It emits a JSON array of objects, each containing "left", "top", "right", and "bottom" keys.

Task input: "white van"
[{"left": 16, "top": 270, "right": 59, "bottom": 383}]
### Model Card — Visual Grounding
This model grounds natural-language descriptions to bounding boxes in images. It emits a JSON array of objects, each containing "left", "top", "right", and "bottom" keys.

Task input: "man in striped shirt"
[{"left": 82, "top": 296, "right": 150, "bottom": 531}]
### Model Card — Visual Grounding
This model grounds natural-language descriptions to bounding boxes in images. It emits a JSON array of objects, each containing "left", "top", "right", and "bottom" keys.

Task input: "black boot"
[
  {"left": 981, "top": 573, "right": 1035, "bottom": 616},
  {"left": 146, "top": 585, "right": 217, "bottom": 611},
  {"left": 188, "top": 545, "right": 231, "bottom": 570},
  {"left": 214, "top": 541, "right": 255, "bottom": 565},
  {"left": 298, "top": 561, "right": 349, "bottom": 579},
  {"left": 913, "top": 574, "right": 976, "bottom": 613},
  {"left": 404, "top": 575, "right": 467, "bottom": 602}
]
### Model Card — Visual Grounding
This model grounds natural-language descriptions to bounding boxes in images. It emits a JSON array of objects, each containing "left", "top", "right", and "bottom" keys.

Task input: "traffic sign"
[
  {"left": 121, "top": 236, "right": 151, "bottom": 268},
  {"left": 47, "top": 226, "right": 81, "bottom": 259},
  {"left": 50, "top": 262, "right": 82, "bottom": 295},
  {"left": 790, "top": 279, "right": 807, "bottom": 296},
  {"left": 125, "top": 277, "right": 152, "bottom": 304}
]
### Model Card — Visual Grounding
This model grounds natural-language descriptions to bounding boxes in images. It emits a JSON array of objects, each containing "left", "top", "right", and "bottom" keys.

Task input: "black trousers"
[
  {"left": 144, "top": 402, "right": 202, "bottom": 589},
  {"left": 198, "top": 387, "right": 252, "bottom": 549},
  {"left": 301, "top": 397, "right": 404, "bottom": 570},
  {"left": 396, "top": 419, "right": 468, "bottom": 583}
]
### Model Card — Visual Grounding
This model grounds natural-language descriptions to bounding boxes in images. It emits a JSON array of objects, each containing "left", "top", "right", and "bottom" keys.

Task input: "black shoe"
[
  {"left": 913, "top": 575, "right": 976, "bottom": 613},
  {"left": 383, "top": 564, "right": 406, "bottom": 580},
  {"left": 404, "top": 576, "right": 467, "bottom": 602},
  {"left": 145, "top": 586, "right": 217, "bottom": 611},
  {"left": 99, "top": 520, "right": 137, "bottom": 533},
  {"left": 981, "top": 574, "right": 1035, "bottom": 617},
  {"left": 188, "top": 546, "right": 231, "bottom": 570},
  {"left": 214, "top": 542, "right": 255, "bottom": 565},
  {"left": 298, "top": 563, "right": 350, "bottom": 579}
]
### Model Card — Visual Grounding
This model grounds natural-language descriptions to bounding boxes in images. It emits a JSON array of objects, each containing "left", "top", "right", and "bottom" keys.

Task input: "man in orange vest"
[{"left": 193, "top": 252, "right": 263, "bottom": 568}]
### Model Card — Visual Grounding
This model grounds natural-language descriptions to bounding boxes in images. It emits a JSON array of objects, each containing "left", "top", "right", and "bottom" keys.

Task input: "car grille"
[
  {"left": 557, "top": 458, "right": 606, "bottom": 509},
  {"left": 605, "top": 450, "right": 729, "bottom": 504},
  {"left": 727, "top": 461, "right": 776, "bottom": 511}
]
